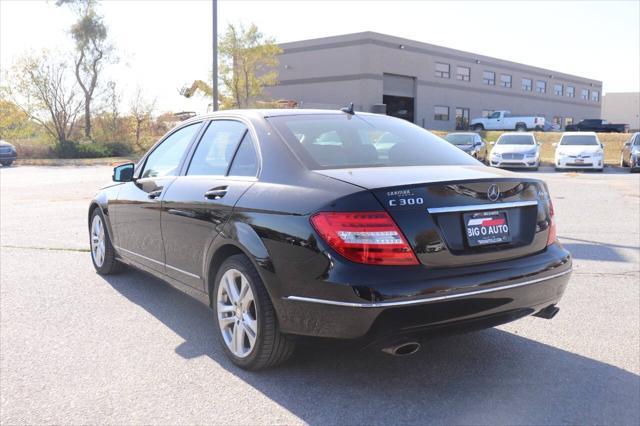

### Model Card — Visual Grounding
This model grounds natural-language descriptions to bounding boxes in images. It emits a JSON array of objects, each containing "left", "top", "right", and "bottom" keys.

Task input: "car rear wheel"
[
  {"left": 90, "top": 209, "right": 124, "bottom": 275},
  {"left": 1, "top": 160, "right": 13, "bottom": 167},
  {"left": 214, "top": 254, "right": 295, "bottom": 370},
  {"left": 515, "top": 124, "right": 527, "bottom": 132}
]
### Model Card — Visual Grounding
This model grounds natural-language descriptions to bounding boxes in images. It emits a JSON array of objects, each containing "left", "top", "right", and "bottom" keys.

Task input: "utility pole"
[{"left": 212, "top": 0, "right": 218, "bottom": 111}]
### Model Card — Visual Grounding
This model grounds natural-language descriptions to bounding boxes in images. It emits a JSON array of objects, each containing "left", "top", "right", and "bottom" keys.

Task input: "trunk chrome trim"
[
  {"left": 285, "top": 268, "right": 571, "bottom": 308},
  {"left": 427, "top": 200, "right": 538, "bottom": 214},
  {"left": 114, "top": 245, "right": 201, "bottom": 279}
]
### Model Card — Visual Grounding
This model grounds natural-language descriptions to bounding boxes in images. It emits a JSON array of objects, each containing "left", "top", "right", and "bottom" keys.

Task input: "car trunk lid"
[{"left": 314, "top": 166, "right": 551, "bottom": 267}]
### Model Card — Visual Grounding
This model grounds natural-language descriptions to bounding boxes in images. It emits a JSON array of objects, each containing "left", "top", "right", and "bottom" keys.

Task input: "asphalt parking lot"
[{"left": 1, "top": 165, "right": 639, "bottom": 425}]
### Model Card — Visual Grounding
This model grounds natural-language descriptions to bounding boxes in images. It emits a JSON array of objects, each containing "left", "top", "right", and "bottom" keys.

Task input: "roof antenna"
[{"left": 340, "top": 102, "right": 355, "bottom": 115}]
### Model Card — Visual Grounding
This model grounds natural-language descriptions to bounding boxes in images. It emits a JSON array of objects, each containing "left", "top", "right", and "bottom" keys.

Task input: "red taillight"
[
  {"left": 546, "top": 198, "right": 557, "bottom": 246},
  {"left": 310, "top": 211, "right": 419, "bottom": 266}
]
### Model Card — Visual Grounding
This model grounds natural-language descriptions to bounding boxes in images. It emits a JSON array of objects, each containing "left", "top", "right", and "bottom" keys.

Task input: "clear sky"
[{"left": 1, "top": 0, "right": 639, "bottom": 114}]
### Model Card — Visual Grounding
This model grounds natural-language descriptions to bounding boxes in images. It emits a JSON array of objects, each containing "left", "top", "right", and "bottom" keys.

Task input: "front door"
[
  {"left": 161, "top": 120, "right": 259, "bottom": 290},
  {"left": 111, "top": 122, "right": 203, "bottom": 271}
]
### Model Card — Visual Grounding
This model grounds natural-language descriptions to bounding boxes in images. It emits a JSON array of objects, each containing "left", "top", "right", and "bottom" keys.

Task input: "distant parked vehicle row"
[
  {"left": 0, "top": 140, "right": 17, "bottom": 167},
  {"left": 565, "top": 119, "right": 629, "bottom": 133},
  {"left": 470, "top": 110, "right": 545, "bottom": 132},
  {"left": 444, "top": 130, "right": 635, "bottom": 173},
  {"left": 620, "top": 132, "right": 640, "bottom": 172}
]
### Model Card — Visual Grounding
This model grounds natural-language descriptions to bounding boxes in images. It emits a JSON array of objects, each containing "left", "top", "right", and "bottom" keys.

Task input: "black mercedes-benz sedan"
[{"left": 88, "top": 109, "right": 571, "bottom": 370}]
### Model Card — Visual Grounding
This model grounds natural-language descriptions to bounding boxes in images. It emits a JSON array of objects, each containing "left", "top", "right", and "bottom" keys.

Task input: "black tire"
[
  {"left": 515, "top": 124, "right": 527, "bottom": 132},
  {"left": 89, "top": 208, "right": 124, "bottom": 275},
  {"left": 213, "top": 254, "right": 295, "bottom": 370},
  {"left": 472, "top": 124, "right": 484, "bottom": 132},
  {"left": 1, "top": 160, "right": 13, "bottom": 167}
]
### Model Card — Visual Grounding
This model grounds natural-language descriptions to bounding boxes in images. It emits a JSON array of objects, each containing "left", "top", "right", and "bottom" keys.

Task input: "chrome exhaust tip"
[{"left": 382, "top": 341, "right": 421, "bottom": 356}]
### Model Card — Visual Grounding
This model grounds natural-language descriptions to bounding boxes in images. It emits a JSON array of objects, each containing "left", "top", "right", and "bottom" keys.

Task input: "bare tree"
[
  {"left": 57, "top": 0, "right": 114, "bottom": 139},
  {"left": 6, "top": 51, "right": 83, "bottom": 145},
  {"left": 129, "top": 87, "right": 156, "bottom": 149}
]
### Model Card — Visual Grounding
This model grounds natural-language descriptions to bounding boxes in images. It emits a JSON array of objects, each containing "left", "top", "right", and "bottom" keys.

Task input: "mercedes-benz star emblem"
[{"left": 487, "top": 184, "right": 500, "bottom": 201}]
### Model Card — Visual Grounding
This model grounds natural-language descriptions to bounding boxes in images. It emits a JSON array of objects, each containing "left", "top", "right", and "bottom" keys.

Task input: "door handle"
[
  {"left": 204, "top": 186, "right": 228, "bottom": 200},
  {"left": 148, "top": 189, "right": 163, "bottom": 200}
]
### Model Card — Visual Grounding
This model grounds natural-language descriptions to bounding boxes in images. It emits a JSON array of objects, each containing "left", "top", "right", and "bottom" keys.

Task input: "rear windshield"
[
  {"left": 496, "top": 135, "right": 535, "bottom": 145},
  {"left": 445, "top": 134, "right": 475, "bottom": 145},
  {"left": 560, "top": 135, "right": 599, "bottom": 146},
  {"left": 268, "top": 114, "right": 478, "bottom": 169}
]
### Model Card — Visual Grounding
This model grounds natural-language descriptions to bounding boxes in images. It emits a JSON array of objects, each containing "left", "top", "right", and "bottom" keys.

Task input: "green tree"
[
  {"left": 181, "top": 23, "right": 281, "bottom": 109},
  {"left": 57, "top": 0, "right": 114, "bottom": 139}
]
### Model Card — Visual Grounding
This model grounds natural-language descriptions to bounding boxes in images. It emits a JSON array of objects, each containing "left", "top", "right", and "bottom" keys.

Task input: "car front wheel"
[
  {"left": 89, "top": 209, "right": 124, "bottom": 275},
  {"left": 214, "top": 254, "right": 295, "bottom": 370}
]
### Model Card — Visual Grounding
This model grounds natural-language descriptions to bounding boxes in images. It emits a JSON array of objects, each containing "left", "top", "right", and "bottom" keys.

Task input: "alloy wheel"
[
  {"left": 217, "top": 268, "right": 258, "bottom": 358},
  {"left": 90, "top": 214, "right": 106, "bottom": 267}
]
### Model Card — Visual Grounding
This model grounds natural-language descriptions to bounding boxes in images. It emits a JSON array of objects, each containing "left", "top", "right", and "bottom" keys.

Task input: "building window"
[
  {"left": 581, "top": 89, "right": 589, "bottom": 100},
  {"left": 455, "top": 107, "right": 470, "bottom": 130},
  {"left": 482, "top": 109, "right": 494, "bottom": 118},
  {"left": 522, "top": 78, "right": 532, "bottom": 92},
  {"left": 567, "top": 86, "right": 575, "bottom": 98},
  {"left": 434, "top": 106, "right": 449, "bottom": 121},
  {"left": 536, "top": 80, "right": 546, "bottom": 94},
  {"left": 591, "top": 90, "right": 599, "bottom": 102},
  {"left": 456, "top": 66, "right": 470, "bottom": 81},
  {"left": 565, "top": 117, "right": 573, "bottom": 127},
  {"left": 500, "top": 74, "right": 512, "bottom": 88},
  {"left": 483, "top": 71, "right": 495, "bottom": 85},
  {"left": 554, "top": 83, "right": 563, "bottom": 96},
  {"left": 435, "top": 62, "right": 450, "bottom": 79},
  {"left": 553, "top": 116, "right": 562, "bottom": 127}
]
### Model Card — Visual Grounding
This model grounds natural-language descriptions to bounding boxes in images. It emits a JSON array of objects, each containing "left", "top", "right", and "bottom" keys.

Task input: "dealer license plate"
[{"left": 464, "top": 211, "right": 511, "bottom": 247}]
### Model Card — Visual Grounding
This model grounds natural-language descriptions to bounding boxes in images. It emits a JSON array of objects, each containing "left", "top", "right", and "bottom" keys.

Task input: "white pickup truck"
[{"left": 470, "top": 111, "right": 545, "bottom": 131}]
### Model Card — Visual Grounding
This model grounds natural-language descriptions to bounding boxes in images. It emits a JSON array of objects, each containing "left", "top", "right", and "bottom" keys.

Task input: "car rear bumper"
[
  {"left": 0, "top": 154, "right": 17, "bottom": 161},
  {"left": 277, "top": 242, "right": 571, "bottom": 341}
]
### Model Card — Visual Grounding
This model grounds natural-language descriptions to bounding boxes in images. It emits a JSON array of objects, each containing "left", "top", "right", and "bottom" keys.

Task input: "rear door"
[
  {"left": 111, "top": 122, "right": 203, "bottom": 271},
  {"left": 160, "top": 120, "right": 258, "bottom": 290}
]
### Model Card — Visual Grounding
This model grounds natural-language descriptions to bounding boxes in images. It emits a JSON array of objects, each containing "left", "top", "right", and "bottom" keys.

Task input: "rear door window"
[
  {"left": 187, "top": 120, "right": 247, "bottom": 176},
  {"left": 228, "top": 133, "right": 259, "bottom": 177}
]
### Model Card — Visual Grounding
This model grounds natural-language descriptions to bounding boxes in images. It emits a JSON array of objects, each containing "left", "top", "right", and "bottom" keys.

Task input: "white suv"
[{"left": 554, "top": 132, "right": 604, "bottom": 172}]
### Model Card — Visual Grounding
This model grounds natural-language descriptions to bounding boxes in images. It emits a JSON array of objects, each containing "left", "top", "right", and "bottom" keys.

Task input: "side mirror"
[
  {"left": 113, "top": 162, "right": 135, "bottom": 182},
  {"left": 624, "top": 142, "right": 631, "bottom": 147},
  {"left": 600, "top": 143, "right": 605, "bottom": 148},
  {"left": 552, "top": 142, "right": 558, "bottom": 147}
]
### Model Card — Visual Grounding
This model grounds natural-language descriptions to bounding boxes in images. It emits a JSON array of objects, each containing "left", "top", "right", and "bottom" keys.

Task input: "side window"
[
  {"left": 142, "top": 123, "right": 201, "bottom": 178},
  {"left": 633, "top": 135, "right": 640, "bottom": 146},
  {"left": 187, "top": 120, "right": 247, "bottom": 176},
  {"left": 228, "top": 133, "right": 258, "bottom": 177}
]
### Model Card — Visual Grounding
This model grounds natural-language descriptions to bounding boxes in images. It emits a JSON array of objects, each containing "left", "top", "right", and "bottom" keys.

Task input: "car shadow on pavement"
[
  {"left": 560, "top": 236, "right": 638, "bottom": 262},
  {"left": 101, "top": 270, "right": 640, "bottom": 425}
]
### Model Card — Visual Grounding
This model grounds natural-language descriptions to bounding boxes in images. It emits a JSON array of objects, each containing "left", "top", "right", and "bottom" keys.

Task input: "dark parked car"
[
  {"left": 88, "top": 109, "right": 572, "bottom": 369},
  {"left": 0, "top": 140, "right": 17, "bottom": 166},
  {"left": 443, "top": 132, "right": 488, "bottom": 162},
  {"left": 620, "top": 132, "right": 640, "bottom": 172},
  {"left": 565, "top": 119, "right": 629, "bottom": 133}
]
